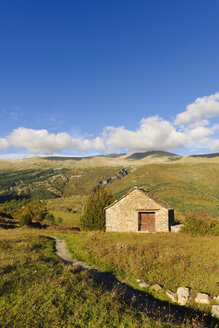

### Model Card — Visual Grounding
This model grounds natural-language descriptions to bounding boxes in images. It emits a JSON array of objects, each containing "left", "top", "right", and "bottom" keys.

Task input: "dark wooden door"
[{"left": 139, "top": 212, "right": 155, "bottom": 232}]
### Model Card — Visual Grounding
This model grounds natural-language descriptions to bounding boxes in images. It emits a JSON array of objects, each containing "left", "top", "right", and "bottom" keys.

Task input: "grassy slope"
[
  {"left": 49, "top": 159, "right": 219, "bottom": 225},
  {"left": 55, "top": 231, "right": 219, "bottom": 308},
  {"left": 107, "top": 162, "right": 219, "bottom": 217},
  {"left": 0, "top": 229, "right": 189, "bottom": 328},
  {"left": 0, "top": 155, "right": 219, "bottom": 222}
]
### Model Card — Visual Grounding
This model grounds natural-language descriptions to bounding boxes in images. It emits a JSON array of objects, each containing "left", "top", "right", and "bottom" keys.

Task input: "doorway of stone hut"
[{"left": 138, "top": 212, "right": 155, "bottom": 232}]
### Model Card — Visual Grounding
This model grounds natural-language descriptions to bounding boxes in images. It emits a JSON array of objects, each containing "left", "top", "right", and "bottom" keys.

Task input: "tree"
[
  {"left": 27, "top": 200, "right": 47, "bottom": 222},
  {"left": 19, "top": 208, "right": 32, "bottom": 226},
  {"left": 80, "top": 187, "right": 114, "bottom": 231}
]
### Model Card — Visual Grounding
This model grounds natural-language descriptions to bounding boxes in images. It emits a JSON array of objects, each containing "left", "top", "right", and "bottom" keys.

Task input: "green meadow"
[
  {"left": 53, "top": 231, "right": 219, "bottom": 304},
  {"left": 0, "top": 229, "right": 196, "bottom": 328}
]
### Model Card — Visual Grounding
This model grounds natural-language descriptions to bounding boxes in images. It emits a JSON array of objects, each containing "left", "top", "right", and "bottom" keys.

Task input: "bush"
[
  {"left": 80, "top": 187, "right": 114, "bottom": 231},
  {"left": 19, "top": 208, "right": 32, "bottom": 226},
  {"left": 181, "top": 212, "right": 219, "bottom": 236},
  {"left": 43, "top": 213, "right": 55, "bottom": 224}
]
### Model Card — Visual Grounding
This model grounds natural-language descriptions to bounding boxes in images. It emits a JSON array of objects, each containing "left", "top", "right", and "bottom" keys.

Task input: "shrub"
[
  {"left": 181, "top": 212, "right": 219, "bottom": 236},
  {"left": 44, "top": 213, "right": 55, "bottom": 224},
  {"left": 80, "top": 187, "right": 114, "bottom": 231},
  {"left": 19, "top": 208, "right": 32, "bottom": 226}
]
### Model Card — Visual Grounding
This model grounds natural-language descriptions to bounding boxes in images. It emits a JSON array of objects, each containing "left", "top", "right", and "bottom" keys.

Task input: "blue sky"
[{"left": 0, "top": 0, "right": 219, "bottom": 157}]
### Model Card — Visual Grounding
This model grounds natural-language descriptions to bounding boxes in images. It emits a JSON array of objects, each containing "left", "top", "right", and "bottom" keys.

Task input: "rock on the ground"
[
  {"left": 170, "top": 224, "right": 184, "bottom": 233},
  {"left": 139, "top": 282, "right": 150, "bottom": 289},
  {"left": 211, "top": 305, "right": 219, "bottom": 319},
  {"left": 195, "top": 293, "right": 210, "bottom": 304},
  {"left": 177, "top": 287, "right": 190, "bottom": 305},
  {"left": 166, "top": 290, "right": 177, "bottom": 302},
  {"left": 136, "top": 279, "right": 141, "bottom": 283},
  {"left": 213, "top": 296, "right": 219, "bottom": 303},
  {"left": 151, "top": 284, "right": 162, "bottom": 292}
]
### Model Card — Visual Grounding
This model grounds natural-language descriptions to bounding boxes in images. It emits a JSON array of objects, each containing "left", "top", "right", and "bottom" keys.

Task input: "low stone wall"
[{"left": 135, "top": 279, "right": 219, "bottom": 319}]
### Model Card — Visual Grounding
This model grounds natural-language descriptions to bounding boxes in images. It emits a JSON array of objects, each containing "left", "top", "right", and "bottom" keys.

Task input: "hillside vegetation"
[{"left": 0, "top": 152, "right": 219, "bottom": 222}]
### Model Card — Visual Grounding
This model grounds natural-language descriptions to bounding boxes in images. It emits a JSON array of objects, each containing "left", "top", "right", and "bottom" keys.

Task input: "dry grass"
[
  {"left": 0, "top": 229, "right": 197, "bottom": 328},
  {"left": 56, "top": 231, "right": 219, "bottom": 303}
]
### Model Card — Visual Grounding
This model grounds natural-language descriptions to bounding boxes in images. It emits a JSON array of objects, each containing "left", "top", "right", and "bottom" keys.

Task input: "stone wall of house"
[{"left": 106, "top": 188, "right": 170, "bottom": 232}]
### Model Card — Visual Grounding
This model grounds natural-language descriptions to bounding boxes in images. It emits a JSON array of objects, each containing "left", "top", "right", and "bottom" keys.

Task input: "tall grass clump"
[{"left": 181, "top": 212, "right": 219, "bottom": 236}]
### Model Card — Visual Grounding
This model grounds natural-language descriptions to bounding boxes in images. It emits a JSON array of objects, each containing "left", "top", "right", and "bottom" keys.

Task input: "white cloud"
[
  {"left": 71, "top": 137, "right": 105, "bottom": 152},
  {"left": 0, "top": 92, "right": 219, "bottom": 155},
  {"left": 104, "top": 116, "right": 186, "bottom": 152},
  {"left": 175, "top": 93, "right": 219, "bottom": 125},
  {"left": 186, "top": 126, "right": 213, "bottom": 142},
  {"left": 8, "top": 128, "right": 73, "bottom": 154},
  {"left": 0, "top": 138, "right": 8, "bottom": 150},
  {"left": 5, "top": 127, "right": 105, "bottom": 155}
]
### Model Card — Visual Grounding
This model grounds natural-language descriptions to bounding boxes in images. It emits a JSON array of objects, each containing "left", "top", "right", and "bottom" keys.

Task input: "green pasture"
[
  {"left": 51, "top": 210, "right": 81, "bottom": 227},
  {"left": 0, "top": 229, "right": 189, "bottom": 328}
]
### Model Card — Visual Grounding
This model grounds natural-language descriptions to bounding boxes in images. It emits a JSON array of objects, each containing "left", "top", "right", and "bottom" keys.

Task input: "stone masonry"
[{"left": 105, "top": 187, "right": 173, "bottom": 233}]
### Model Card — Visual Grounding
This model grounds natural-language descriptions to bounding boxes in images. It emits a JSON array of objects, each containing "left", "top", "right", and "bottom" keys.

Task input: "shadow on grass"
[
  {"left": 0, "top": 193, "right": 26, "bottom": 203},
  {"left": 0, "top": 217, "right": 18, "bottom": 229},
  {"left": 74, "top": 268, "right": 218, "bottom": 327}
]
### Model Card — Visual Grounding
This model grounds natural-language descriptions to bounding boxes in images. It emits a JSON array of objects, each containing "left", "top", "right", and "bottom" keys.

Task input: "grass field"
[
  {"left": 53, "top": 231, "right": 219, "bottom": 310},
  {"left": 0, "top": 229, "right": 198, "bottom": 328},
  {"left": 51, "top": 210, "right": 81, "bottom": 226}
]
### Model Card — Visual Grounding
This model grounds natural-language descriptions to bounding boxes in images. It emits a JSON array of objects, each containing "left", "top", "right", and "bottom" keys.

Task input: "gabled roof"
[{"left": 105, "top": 187, "right": 173, "bottom": 210}]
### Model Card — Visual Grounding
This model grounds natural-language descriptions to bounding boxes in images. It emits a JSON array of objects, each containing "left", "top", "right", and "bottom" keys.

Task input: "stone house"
[{"left": 105, "top": 187, "right": 174, "bottom": 233}]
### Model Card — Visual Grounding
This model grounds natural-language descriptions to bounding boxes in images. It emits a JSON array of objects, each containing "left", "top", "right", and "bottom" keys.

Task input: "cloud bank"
[{"left": 1, "top": 93, "right": 219, "bottom": 155}]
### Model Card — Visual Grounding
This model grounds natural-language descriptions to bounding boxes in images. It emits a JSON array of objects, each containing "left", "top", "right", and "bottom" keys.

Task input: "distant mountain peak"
[{"left": 126, "top": 150, "right": 181, "bottom": 160}]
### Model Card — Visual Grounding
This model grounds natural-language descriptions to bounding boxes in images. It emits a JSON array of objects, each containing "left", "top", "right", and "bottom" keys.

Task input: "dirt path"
[
  {"left": 47, "top": 235, "right": 218, "bottom": 328},
  {"left": 50, "top": 236, "right": 94, "bottom": 270}
]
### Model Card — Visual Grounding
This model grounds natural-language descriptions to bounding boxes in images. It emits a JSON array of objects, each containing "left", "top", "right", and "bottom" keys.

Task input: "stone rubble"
[
  {"left": 213, "top": 295, "right": 219, "bottom": 303},
  {"left": 139, "top": 282, "right": 150, "bottom": 289},
  {"left": 177, "top": 287, "right": 190, "bottom": 306},
  {"left": 151, "top": 284, "right": 162, "bottom": 292},
  {"left": 195, "top": 293, "right": 210, "bottom": 304},
  {"left": 170, "top": 223, "right": 184, "bottom": 233},
  {"left": 211, "top": 305, "right": 219, "bottom": 319},
  {"left": 166, "top": 290, "right": 177, "bottom": 302}
]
